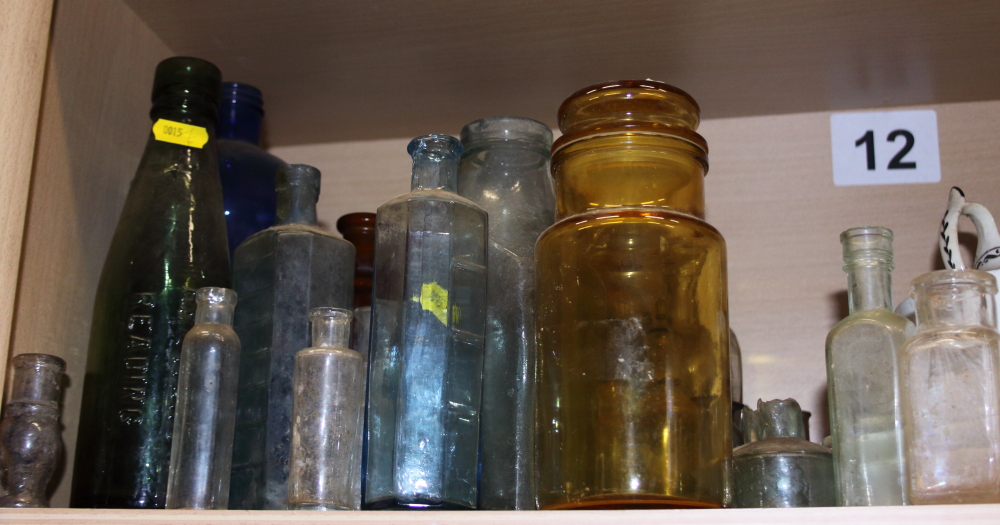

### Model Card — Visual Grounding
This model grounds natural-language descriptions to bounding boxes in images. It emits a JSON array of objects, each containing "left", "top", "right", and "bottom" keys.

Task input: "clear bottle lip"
[
  {"left": 840, "top": 225, "right": 894, "bottom": 266},
  {"left": 460, "top": 116, "right": 553, "bottom": 152},
  {"left": 912, "top": 269, "right": 999, "bottom": 295},
  {"left": 308, "top": 307, "right": 353, "bottom": 322},
  {"left": 196, "top": 287, "right": 237, "bottom": 306},
  {"left": 407, "top": 134, "right": 462, "bottom": 160}
]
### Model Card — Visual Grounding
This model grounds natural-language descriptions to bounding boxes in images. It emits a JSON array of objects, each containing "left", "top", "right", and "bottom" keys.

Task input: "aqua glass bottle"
[
  {"left": 364, "top": 135, "right": 488, "bottom": 510},
  {"left": 457, "top": 116, "right": 554, "bottom": 510},
  {"left": 217, "top": 82, "right": 285, "bottom": 255},
  {"left": 288, "top": 308, "right": 366, "bottom": 510},
  {"left": 228, "top": 164, "right": 355, "bottom": 509},
  {"left": 70, "top": 57, "right": 230, "bottom": 509},
  {"left": 826, "top": 227, "right": 912, "bottom": 506},
  {"left": 166, "top": 287, "right": 240, "bottom": 510}
]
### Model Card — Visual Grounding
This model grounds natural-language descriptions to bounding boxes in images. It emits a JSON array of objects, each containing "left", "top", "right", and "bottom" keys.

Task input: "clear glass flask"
[
  {"left": 166, "top": 287, "right": 241, "bottom": 509},
  {"left": 826, "top": 226, "right": 912, "bottom": 506},
  {"left": 288, "top": 308, "right": 366, "bottom": 510},
  {"left": 900, "top": 269, "right": 1000, "bottom": 504},
  {"left": 364, "top": 135, "right": 488, "bottom": 510},
  {"left": 535, "top": 80, "right": 730, "bottom": 509},
  {"left": 0, "top": 354, "right": 66, "bottom": 508},
  {"left": 457, "top": 116, "right": 554, "bottom": 510}
]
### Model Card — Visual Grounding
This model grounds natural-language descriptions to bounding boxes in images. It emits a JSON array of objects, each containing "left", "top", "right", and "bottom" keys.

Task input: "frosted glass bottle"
[
  {"left": 900, "top": 269, "right": 1000, "bottom": 505},
  {"left": 826, "top": 226, "right": 912, "bottom": 506},
  {"left": 535, "top": 80, "right": 729, "bottom": 509},
  {"left": 457, "top": 116, "right": 554, "bottom": 510},
  {"left": 288, "top": 308, "right": 366, "bottom": 510},
  {"left": 166, "top": 287, "right": 240, "bottom": 509},
  {"left": 364, "top": 135, "right": 488, "bottom": 510},
  {"left": 229, "top": 164, "right": 355, "bottom": 509}
]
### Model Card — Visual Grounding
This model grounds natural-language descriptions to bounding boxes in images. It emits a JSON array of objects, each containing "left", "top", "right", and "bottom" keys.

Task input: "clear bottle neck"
[
  {"left": 194, "top": 287, "right": 237, "bottom": 325},
  {"left": 276, "top": 164, "right": 320, "bottom": 226},
  {"left": 309, "top": 307, "right": 353, "bottom": 349},
  {"left": 409, "top": 135, "right": 462, "bottom": 192},
  {"left": 217, "top": 82, "right": 263, "bottom": 145},
  {"left": 841, "top": 226, "right": 895, "bottom": 314},
  {"left": 913, "top": 270, "right": 998, "bottom": 330},
  {"left": 8, "top": 354, "right": 65, "bottom": 406}
]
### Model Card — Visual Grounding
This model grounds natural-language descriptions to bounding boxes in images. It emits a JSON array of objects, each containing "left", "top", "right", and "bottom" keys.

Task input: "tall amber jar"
[{"left": 535, "top": 81, "right": 730, "bottom": 510}]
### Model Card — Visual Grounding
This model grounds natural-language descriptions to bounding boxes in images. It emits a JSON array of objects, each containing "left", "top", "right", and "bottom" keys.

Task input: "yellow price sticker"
[
  {"left": 413, "top": 282, "right": 449, "bottom": 326},
  {"left": 152, "top": 118, "right": 209, "bottom": 149}
]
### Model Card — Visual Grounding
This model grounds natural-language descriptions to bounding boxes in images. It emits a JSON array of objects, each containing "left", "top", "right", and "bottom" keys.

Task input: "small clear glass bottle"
[
  {"left": 732, "top": 399, "right": 835, "bottom": 508},
  {"left": 0, "top": 354, "right": 66, "bottom": 508},
  {"left": 288, "top": 308, "right": 365, "bottom": 510},
  {"left": 364, "top": 135, "right": 488, "bottom": 510},
  {"left": 900, "top": 269, "right": 1000, "bottom": 505},
  {"left": 457, "top": 116, "right": 555, "bottom": 510},
  {"left": 826, "top": 226, "right": 912, "bottom": 506},
  {"left": 166, "top": 287, "right": 241, "bottom": 509}
]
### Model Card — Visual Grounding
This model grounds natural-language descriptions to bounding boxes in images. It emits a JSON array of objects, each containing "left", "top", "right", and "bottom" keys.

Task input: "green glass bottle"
[{"left": 70, "top": 57, "right": 230, "bottom": 509}]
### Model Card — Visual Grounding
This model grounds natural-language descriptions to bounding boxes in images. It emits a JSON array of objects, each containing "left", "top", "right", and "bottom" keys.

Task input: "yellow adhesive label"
[
  {"left": 152, "top": 118, "right": 209, "bottom": 148},
  {"left": 415, "top": 282, "right": 448, "bottom": 326}
]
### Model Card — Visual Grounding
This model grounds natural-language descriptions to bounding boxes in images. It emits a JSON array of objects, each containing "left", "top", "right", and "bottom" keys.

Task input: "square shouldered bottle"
[
  {"left": 535, "top": 80, "right": 730, "bottom": 510},
  {"left": 825, "top": 226, "right": 912, "bottom": 506},
  {"left": 364, "top": 135, "right": 488, "bottom": 510},
  {"left": 228, "top": 164, "right": 355, "bottom": 509}
]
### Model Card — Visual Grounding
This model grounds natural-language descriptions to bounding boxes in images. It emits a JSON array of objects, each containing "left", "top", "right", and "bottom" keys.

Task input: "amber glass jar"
[{"left": 535, "top": 80, "right": 730, "bottom": 510}]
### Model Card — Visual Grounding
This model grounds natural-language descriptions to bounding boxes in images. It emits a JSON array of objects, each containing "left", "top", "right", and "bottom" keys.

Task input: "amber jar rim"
[
  {"left": 557, "top": 80, "right": 702, "bottom": 121},
  {"left": 551, "top": 131, "right": 710, "bottom": 175}
]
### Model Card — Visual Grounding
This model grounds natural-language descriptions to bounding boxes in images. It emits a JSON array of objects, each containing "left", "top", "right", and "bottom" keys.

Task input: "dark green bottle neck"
[{"left": 150, "top": 105, "right": 217, "bottom": 129}]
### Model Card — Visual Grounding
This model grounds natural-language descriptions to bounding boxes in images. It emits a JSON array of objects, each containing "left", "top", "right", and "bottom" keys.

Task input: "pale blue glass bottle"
[{"left": 364, "top": 135, "right": 488, "bottom": 510}]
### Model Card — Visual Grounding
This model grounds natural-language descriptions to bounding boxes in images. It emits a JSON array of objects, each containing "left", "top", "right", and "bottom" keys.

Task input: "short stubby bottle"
[
  {"left": 364, "top": 135, "right": 488, "bottom": 510},
  {"left": 457, "top": 116, "right": 555, "bottom": 510},
  {"left": 217, "top": 82, "right": 285, "bottom": 255},
  {"left": 900, "top": 269, "right": 1000, "bottom": 505},
  {"left": 228, "top": 164, "right": 355, "bottom": 509},
  {"left": 0, "top": 354, "right": 66, "bottom": 508},
  {"left": 70, "top": 56, "right": 230, "bottom": 509},
  {"left": 166, "top": 287, "right": 241, "bottom": 510},
  {"left": 826, "top": 227, "right": 912, "bottom": 506},
  {"left": 535, "top": 80, "right": 730, "bottom": 509},
  {"left": 288, "top": 308, "right": 366, "bottom": 510}
]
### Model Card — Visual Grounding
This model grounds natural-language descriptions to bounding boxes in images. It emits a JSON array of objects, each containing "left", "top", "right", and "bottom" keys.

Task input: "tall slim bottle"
[
  {"left": 217, "top": 82, "right": 285, "bottom": 255},
  {"left": 457, "top": 116, "right": 554, "bottom": 510},
  {"left": 364, "top": 135, "right": 488, "bottom": 510},
  {"left": 166, "top": 287, "right": 240, "bottom": 509},
  {"left": 826, "top": 226, "right": 912, "bottom": 506},
  {"left": 228, "top": 164, "right": 355, "bottom": 509},
  {"left": 535, "top": 81, "right": 730, "bottom": 509},
  {"left": 70, "top": 57, "right": 230, "bottom": 509}
]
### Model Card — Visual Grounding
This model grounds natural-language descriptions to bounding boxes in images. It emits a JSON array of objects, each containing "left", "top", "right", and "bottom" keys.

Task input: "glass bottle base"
[
  {"left": 363, "top": 497, "right": 474, "bottom": 510},
  {"left": 541, "top": 493, "right": 721, "bottom": 510}
]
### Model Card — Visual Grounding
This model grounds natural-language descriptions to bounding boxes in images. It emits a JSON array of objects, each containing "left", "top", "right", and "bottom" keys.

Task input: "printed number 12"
[{"left": 855, "top": 129, "right": 917, "bottom": 171}]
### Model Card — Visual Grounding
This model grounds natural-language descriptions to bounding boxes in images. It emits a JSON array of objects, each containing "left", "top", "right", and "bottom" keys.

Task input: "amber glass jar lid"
[{"left": 552, "top": 80, "right": 708, "bottom": 155}]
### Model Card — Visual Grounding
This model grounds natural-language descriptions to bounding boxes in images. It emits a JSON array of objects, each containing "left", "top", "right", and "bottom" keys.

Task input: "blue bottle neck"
[{"left": 218, "top": 82, "right": 264, "bottom": 145}]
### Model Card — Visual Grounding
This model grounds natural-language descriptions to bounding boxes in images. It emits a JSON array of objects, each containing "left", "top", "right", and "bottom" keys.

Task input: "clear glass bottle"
[
  {"left": 457, "top": 116, "right": 554, "bottom": 510},
  {"left": 288, "top": 308, "right": 366, "bottom": 510},
  {"left": 364, "top": 135, "right": 488, "bottom": 510},
  {"left": 337, "top": 212, "right": 376, "bottom": 309},
  {"left": 0, "top": 354, "right": 66, "bottom": 508},
  {"left": 166, "top": 287, "right": 240, "bottom": 509},
  {"left": 218, "top": 82, "right": 285, "bottom": 255},
  {"left": 900, "top": 269, "right": 1000, "bottom": 505},
  {"left": 826, "top": 226, "right": 912, "bottom": 506},
  {"left": 229, "top": 164, "right": 355, "bottom": 509},
  {"left": 535, "top": 80, "right": 730, "bottom": 509},
  {"left": 732, "top": 399, "right": 835, "bottom": 508},
  {"left": 71, "top": 57, "right": 230, "bottom": 509}
]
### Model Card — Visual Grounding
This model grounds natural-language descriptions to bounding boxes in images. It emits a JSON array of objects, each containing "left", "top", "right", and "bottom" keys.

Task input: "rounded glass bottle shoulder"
[
  {"left": 826, "top": 309, "right": 914, "bottom": 346},
  {"left": 377, "top": 188, "right": 487, "bottom": 217}
]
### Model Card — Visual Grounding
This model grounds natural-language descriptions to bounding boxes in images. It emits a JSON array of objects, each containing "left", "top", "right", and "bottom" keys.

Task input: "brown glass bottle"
[
  {"left": 535, "top": 81, "right": 730, "bottom": 510},
  {"left": 336, "top": 213, "right": 376, "bottom": 308}
]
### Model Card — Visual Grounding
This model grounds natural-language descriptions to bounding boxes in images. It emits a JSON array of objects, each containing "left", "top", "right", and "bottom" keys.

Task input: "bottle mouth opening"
[
  {"left": 309, "top": 307, "right": 353, "bottom": 321},
  {"left": 196, "top": 287, "right": 237, "bottom": 306},
  {"left": 13, "top": 353, "right": 66, "bottom": 371},
  {"left": 912, "top": 269, "right": 999, "bottom": 295},
  {"left": 408, "top": 134, "right": 463, "bottom": 160},
  {"left": 460, "top": 116, "right": 553, "bottom": 150},
  {"left": 220, "top": 82, "right": 264, "bottom": 114},
  {"left": 278, "top": 164, "right": 322, "bottom": 190}
]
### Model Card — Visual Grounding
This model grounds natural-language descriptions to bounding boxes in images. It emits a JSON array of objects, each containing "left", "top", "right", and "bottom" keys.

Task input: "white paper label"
[{"left": 830, "top": 110, "right": 941, "bottom": 186}]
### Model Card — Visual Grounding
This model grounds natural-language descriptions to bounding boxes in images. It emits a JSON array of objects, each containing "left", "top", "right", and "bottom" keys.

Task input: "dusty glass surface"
[
  {"left": 166, "top": 288, "right": 240, "bottom": 509},
  {"left": 900, "top": 270, "right": 1000, "bottom": 505},
  {"left": 826, "top": 227, "right": 912, "bottom": 506},
  {"left": 288, "top": 308, "right": 365, "bottom": 510},
  {"left": 732, "top": 399, "right": 835, "bottom": 508},
  {"left": 536, "top": 81, "right": 729, "bottom": 510},
  {"left": 70, "top": 57, "right": 230, "bottom": 509},
  {"left": 229, "top": 164, "right": 355, "bottom": 509},
  {"left": 457, "top": 116, "right": 554, "bottom": 510},
  {"left": 364, "top": 135, "right": 487, "bottom": 510},
  {"left": 0, "top": 354, "right": 66, "bottom": 508}
]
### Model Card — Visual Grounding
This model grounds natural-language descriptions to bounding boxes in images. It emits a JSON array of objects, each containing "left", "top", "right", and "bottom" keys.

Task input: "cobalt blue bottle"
[{"left": 217, "top": 82, "right": 285, "bottom": 255}]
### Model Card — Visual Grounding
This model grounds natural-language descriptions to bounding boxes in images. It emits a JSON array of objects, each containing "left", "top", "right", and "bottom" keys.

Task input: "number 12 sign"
[{"left": 830, "top": 109, "right": 940, "bottom": 186}]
